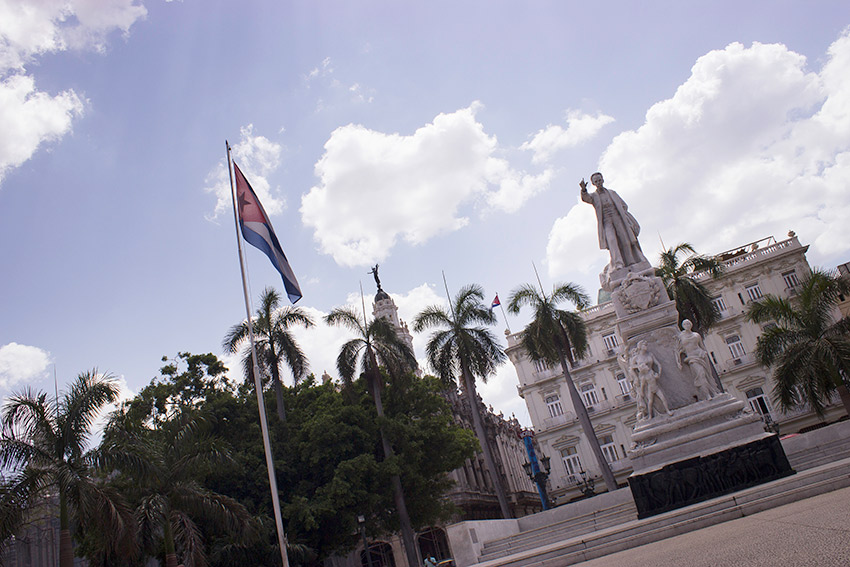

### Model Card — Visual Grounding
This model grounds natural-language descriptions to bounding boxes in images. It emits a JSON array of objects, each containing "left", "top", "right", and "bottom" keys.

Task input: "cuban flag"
[
  {"left": 233, "top": 162, "right": 302, "bottom": 303},
  {"left": 491, "top": 294, "right": 501, "bottom": 310}
]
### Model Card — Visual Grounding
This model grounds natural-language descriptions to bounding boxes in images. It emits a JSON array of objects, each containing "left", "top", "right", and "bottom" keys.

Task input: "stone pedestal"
[
  {"left": 604, "top": 268, "right": 795, "bottom": 518},
  {"left": 629, "top": 394, "right": 766, "bottom": 472},
  {"left": 628, "top": 434, "right": 794, "bottom": 518}
]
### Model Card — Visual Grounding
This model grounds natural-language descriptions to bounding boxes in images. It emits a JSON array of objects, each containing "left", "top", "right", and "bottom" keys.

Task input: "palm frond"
[
  {"left": 336, "top": 339, "right": 365, "bottom": 384},
  {"left": 60, "top": 370, "right": 119, "bottom": 458},
  {"left": 325, "top": 307, "right": 366, "bottom": 334},
  {"left": 171, "top": 509, "right": 207, "bottom": 567}
]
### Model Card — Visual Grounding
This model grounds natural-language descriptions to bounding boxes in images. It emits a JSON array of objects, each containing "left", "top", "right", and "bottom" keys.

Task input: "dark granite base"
[{"left": 628, "top": 434, "right": 794, "bottom": 519}]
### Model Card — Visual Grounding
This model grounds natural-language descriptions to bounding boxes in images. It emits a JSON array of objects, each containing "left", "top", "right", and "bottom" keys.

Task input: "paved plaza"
[{"left": 577, "top": 485, "right": 850, "bottom": 567}]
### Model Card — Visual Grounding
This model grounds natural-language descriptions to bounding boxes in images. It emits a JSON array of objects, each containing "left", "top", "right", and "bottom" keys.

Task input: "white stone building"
[{"left": 506, "top": 234, "right": 847, "bottom": 505}]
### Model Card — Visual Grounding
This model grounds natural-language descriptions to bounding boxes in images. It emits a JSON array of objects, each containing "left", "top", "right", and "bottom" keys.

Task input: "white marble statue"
[
  {"left": 580, "top": 172, "right": 648, "bottom": 271},
  {"left": 617, "top": 344, "right": 647, "bottom": 419},
  {"left": 676, "top": 319, "right": 720, "bottom": 401},
  {"left": 629, "top": 340, "right": 671, "bottom": 419}
]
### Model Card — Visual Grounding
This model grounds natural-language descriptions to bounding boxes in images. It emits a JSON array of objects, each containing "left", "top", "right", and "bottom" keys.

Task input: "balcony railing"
[
  {"left": 614, "top": 393, "right": 636, "bottom": 407},
  {"left": 542, "top": 412, "right": 575, "bottom": 430},
  {"left": 692, "top": 237, "right": 796, "bottom": 282},
  {"left": 722, "top": 352, "right": 756, "bottom": 372}
]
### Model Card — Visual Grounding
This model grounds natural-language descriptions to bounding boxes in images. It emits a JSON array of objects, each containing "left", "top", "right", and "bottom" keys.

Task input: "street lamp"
[
  {"left": 762, "top": 413, "right": 780, "bottom": 434},
  {"left": 522, "top": 453, "right": 552, "bottom": 510},
  {"left": 357, "top": 515, "right": 374, "bottom": 567},
  {"left": 573, "top": 469, "right": 596, "bottom": 498}
]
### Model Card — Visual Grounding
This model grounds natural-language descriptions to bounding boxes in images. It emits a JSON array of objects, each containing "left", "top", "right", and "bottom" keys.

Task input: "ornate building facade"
[{"left": 506, "top": 234, "right": 847, "bottom": 505}]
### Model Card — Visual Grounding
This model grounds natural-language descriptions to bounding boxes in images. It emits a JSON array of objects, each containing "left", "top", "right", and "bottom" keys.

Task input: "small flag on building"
[
  {"left": 233, "top": 162, "right": 302, "bottom": 303},
  {"left": 491, "top": 294, "right": 501, "bottom": 310}
]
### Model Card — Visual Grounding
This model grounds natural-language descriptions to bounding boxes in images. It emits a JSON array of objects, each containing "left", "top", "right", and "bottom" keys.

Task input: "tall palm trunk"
[
  {"left": 59, "top": 491, "right": 74, "bottom": 567},
  {"left": 269, "top": 348, "right": 287, "bottom": 421},
  {"left": 367, "top": 350, "right": 420, "bottom": 567},
  {"left": 556, "top": 336, "right": 617, "bottom": 491},
  {"left": 461, "top": 364, "right": 512, "bottom": 518},
  {"left": 163, "top": 515, "right": 179, "bottom": 567}
]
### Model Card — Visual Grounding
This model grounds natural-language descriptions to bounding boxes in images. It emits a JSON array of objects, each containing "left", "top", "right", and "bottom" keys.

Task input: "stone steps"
[
  {"left": 786, "top": 437, "right": 850, "bottom": 471},
  {"left": 469, "top": 456, "right": 850, "bottom": 567},
  {"left": 477, "top": 500, "right": 637, "bottom": 560}
]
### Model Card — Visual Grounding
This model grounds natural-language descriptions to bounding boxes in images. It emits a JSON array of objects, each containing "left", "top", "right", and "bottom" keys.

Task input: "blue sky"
[{"left": 2, "top": 1, "right": 850, "bottom": 427}]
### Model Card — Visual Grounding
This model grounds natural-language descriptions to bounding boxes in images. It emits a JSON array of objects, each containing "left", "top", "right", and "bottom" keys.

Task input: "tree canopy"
[{"left": 61, "top": 352, "right": 476, "bottom": 566}]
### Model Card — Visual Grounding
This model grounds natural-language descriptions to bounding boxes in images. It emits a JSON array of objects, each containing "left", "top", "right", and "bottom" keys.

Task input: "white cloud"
[
  {"left": 306, "top": 56, "right": 333, "bottom": 83},
  {"left": 547, "top": 32, "right": 850, "bottom": 286},
  {"left": 301, "top": 103, "right": 552, "bottom": 266},
  {"left": 0, "top": 0, "right": 147, "bottom": 71},
  {"left": 521, "top": 110, "right": 615, "bottom": 164},
  {"left": 205, "top": 124, "right": 285, "bottom": 219},
  {"left": 0, "top": 74, "right": 84, "bottom": 183},
  {"left": 545, "top": 202, "right": 604, "bottom": 282},
  {"left": 306, "top": 56, "right": 375, "bottom": 110},
  {"left": 0, "top": 342, "right": 52, "bottom": 389},
  {"left": 0, "top": 0, "right": 146, "bottom": 186}
]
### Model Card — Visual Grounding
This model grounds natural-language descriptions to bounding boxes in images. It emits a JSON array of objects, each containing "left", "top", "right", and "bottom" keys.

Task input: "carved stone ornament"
[{"left": 618, "top": 272, "right": 662, "bottom": 313}]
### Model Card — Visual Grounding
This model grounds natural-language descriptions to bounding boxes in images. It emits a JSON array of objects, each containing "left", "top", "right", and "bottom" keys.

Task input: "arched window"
[
  {"left": 360, "top": 542, "right": 396, "bottom": 567},
  {"left": 417, "top": 527, "right": 451, "bottom": 563}
]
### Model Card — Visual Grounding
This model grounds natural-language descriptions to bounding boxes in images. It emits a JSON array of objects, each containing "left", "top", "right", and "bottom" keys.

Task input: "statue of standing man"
[{"left": 580, "top": 172, "right": 647, "bottom": 271}]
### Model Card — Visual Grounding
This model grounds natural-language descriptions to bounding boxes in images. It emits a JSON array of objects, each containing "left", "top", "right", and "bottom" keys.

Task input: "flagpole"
[
  {"left": 497, "top": 294, "right": 511, "bottom": 334},
  {"left": 441, "top": 270, "right": 456, "bottom": 319},
  {"left": 226, "top": 141, "right": 291, "bottom": 567}
]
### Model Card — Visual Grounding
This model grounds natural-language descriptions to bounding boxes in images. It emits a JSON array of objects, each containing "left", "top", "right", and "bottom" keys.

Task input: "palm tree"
[
  {"left": 0, "top": 370, "right": 136, "bottom": 567},
  {"left": 224, "top": 287, "right": 314, "bottom": 421},
  {"left": 324, "top": 306, "right": 420, "bottom": 567},
  {"left": 746, "top": 268, "right": 850, "bottom": 416},
  {"left": 655, "top": 243, "right": 723, "bottom": 336},
  {"left": 413, "top": 284, "right": 512, "bottom": 518},
  {"left": 507, "top": 283, "right": 618, "bottom": 492},
  {"left": 100, "top": 412, "right": 252, "bottom": 567}
]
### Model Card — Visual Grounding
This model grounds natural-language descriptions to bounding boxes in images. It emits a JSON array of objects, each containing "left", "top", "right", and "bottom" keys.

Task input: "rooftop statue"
[{"left": 369, "top": 264, "right": 382, "bottom": 291}]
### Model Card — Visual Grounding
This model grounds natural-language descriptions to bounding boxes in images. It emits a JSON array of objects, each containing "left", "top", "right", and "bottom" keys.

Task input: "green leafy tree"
[
  {"left": 100, "top": 412, "right": 253, "bottom": 567},
  {"left": 0, "top": 370, "right": 136, "bottom": 567},
  {"left": 655, "top": 243, "right": 723, "bottom": 336},
  {"left": 413, "top": 283, "right": 512, "bottom": 518},
  {"left": 746, "top": 268, "right": 850, "bottom": 416},
  {"left": 269, "top": 375, "right": 475, "bottom": 560},
  {"left": 324, "top": 307, "right": 420, "bottom": 567},
  {"left": 507, "top": 283, "right": 618, "bottom": 492},
  {"left": 224, "top": 287, "right": 314, "bottom": 421},
  {"left": 120, "top": 352, "right": 230, "bottom": 430}
]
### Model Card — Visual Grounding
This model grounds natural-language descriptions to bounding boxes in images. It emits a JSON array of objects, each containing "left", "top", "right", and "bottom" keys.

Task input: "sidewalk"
[{"left": 577, "top": 485, "right": 850, "bottom": 567}]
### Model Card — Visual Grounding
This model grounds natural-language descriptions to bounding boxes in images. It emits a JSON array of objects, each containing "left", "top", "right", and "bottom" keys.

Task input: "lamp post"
[
  {"left": 358, "top": 515, "right": 374, "bottom": 567},
  {"left": 762, "top": 413, "right": 780, "bottom": 434},
  {"left": 573, "top": 469, "right": 596, "bottom": 498},
  {"left": 520, "top": 430, "right": 551, "bottom": 510}
]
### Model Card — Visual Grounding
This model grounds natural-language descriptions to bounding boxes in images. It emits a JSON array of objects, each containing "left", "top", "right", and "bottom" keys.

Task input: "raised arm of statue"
[{"left": 579, "top": 178, "right": 592, "bottom": 203}]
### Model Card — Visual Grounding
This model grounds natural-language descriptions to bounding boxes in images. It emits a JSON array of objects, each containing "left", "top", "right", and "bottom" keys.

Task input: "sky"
[{"left": 2, "top": 1, "right": 850, "bottom": 430}]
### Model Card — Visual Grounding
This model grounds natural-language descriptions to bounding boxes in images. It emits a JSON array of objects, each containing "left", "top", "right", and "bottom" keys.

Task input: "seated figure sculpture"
[
  {"left": 676, "top": 319, "right": 720, "bottom": 401},
  {"left": 630, "top": 340, "right": 671, "bottom": 419}
]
